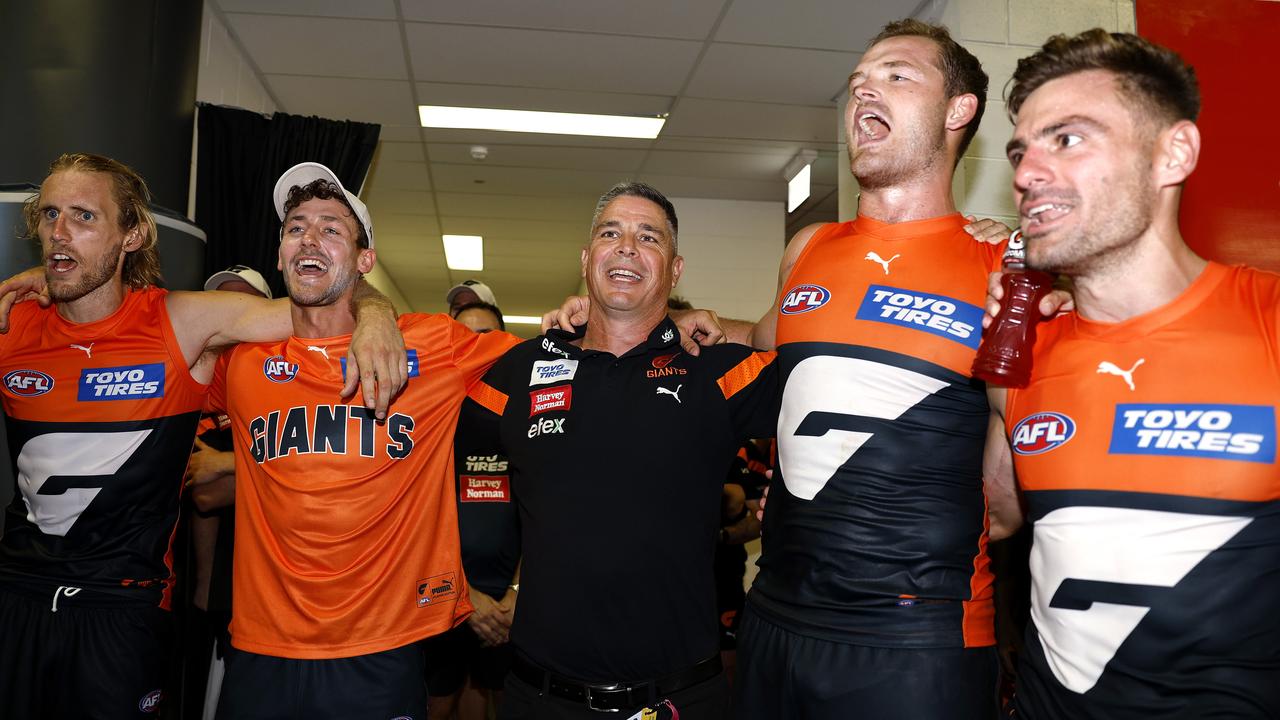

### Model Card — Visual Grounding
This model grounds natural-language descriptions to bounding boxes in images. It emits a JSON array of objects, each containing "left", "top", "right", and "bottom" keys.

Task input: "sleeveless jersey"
[
  {"left": 208, "top": 314, "right": 518, "bottom": 659},
  {"left": 1007, "top": 263, "right": 1280, "bottom": 719},
  {"left": 0, "top": 287, "right": 206, "bottom": 607},
  {"left": 752, "top": 213, "right": 1002, "bottom": 648}
]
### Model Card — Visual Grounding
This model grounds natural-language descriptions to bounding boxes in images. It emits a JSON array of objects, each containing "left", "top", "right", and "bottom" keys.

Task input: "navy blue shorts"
[
  {"left": 0, "top": 586, "right": 174, "bottom": 718},
  {"left": 734, "top": 601, "right": 1000, "bottom": 720},
  {"left": 216, "top": 641, "right": 427, "bottom": 720}
]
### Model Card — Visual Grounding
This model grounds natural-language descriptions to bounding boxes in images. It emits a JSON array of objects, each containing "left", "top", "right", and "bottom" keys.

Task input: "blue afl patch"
[
  {"left": 779, "top": 284, "right": 831, "bottom": 315},
  {"left": 855, "top": 284, "right": 982, "bottom": 349},
  {"left": 1011, "top": 412, "right": 1076, "bottom": 455},
  {"left": 263, "top": 355, "right": 299, "bottom": 384},
  {"left": 1110, "top": 403, "right": 1275, "bottom": 463},
  {"left": 3, "top": 369, "right": 53, "bottom": 397},
  {"left": 78, "top": 363, "right": 164, "bottom": 401}
]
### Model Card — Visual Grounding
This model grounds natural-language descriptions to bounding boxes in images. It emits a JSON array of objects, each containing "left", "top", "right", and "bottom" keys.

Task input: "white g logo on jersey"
[{"left": 777, "top": 356, "right": 947, "bottom": 500}]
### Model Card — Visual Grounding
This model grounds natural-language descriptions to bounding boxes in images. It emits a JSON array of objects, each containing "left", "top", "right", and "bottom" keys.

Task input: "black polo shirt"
[{"left": 463, "top": 316, "right": 777, "bottom": 682}]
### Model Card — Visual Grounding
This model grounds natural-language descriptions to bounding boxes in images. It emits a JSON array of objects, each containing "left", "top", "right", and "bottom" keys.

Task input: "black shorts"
[
  {"left": 215, "top": 642, "right": 427, "bottom": 720},
  {"left": 0, "top": 585, "right": 175, "bottom": 719},
  {"left": 498, "top": 667, "right": 729, "bottom": 720},
  {"left": 734, "top": 601, "right": 999, "bottom": 720},
  {"left": 424, "top": 623, "right": 513, "bottom": 696}
]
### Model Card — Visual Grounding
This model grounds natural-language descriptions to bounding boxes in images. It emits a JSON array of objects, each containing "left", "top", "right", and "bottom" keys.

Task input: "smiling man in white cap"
[{"left": 206, "top": 162, "right": 522, "bottom": 720}]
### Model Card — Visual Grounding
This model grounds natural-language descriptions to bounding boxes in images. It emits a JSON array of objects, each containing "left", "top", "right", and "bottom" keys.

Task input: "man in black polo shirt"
[{"left": 464, "top": 182, "right": 778, "bottom": 719}]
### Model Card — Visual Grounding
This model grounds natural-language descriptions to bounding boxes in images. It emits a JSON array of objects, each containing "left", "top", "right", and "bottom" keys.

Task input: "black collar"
[{"left": 539, "top": 316, "right": 681, "bottom": 360}]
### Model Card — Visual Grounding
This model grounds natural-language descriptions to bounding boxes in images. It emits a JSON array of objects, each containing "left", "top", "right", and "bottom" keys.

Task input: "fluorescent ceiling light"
[
  {"left": 419, "top": 105, "right": 665, "bottom": 139},
  {"left": 787, "top": 164, "right": 811, "bottom": 213},
  {"left": 443, "top": 234, "right": 483, "bottom": 271},
  {"left": 783, "top": 149, "right": 818, "bottom": 213},
  {"left": 503, "top": 315, "right": 544, "bottom": 325}
]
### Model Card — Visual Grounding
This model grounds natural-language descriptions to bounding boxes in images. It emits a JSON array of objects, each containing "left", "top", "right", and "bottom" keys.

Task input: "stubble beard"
[
  {"left": 1028, "top": 161, "right": 1155, "bottom": 277},
  {"left": 48, "top": 241, "right": 123, "bottom": 304}
]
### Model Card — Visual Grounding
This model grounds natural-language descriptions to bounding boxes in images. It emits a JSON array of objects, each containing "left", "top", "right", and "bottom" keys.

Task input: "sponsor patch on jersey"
[
  {"left": 527, "top": 416, "right": 565, "bottom": 438},
  {"left": 1011, "top": 412, "right": 1077, "bottom": 455},
  {"left": 415, "top": 573, "right": 457, "bottom": 607},
  {"left": 1110, "top": 403, "right": 1275, "bottom": 463},
  {"left": 460, "top": 475, "right": 511, "bottom": 503},
  {"left": 4, "top": 369, "right": 53, "bottom": 397},
  {"left": 779, "top": 284, "right": 831, "bottom": 315},
  {"left": 541, "top": 337, "right": 570, "bottom": 359},
  {"left": 138, "top": 689, "right": 162, "bottom": 713},
  {"left": 339, "top": 349, "right": 421, "bottom": 382},
  {"left": 529, "top": 385, "right": 572, "bottom": 416},
  {"left": 855, "top": 285, "right": 982, "bottom": 348},
  {"left": 263, "top": 355, "right": 299, "bottom": 383},
  {"left": 530, "top": 359, "right": 578, "bottom": 386},
  {"left": 78, "top": 363, "right": 164, "bottom": 401}
]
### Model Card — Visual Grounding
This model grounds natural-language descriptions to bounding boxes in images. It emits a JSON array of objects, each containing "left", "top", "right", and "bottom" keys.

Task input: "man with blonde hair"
[{"left": 0, "top": 153, "right": 404, "bottom": 718}]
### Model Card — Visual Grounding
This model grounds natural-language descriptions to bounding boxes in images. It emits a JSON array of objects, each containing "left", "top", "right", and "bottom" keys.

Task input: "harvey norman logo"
[
  {"left": 530, "top": 385, "right": 571, "bottom": 416},
  {"left": 78, "top": 363, "right": 164, "bottom": 401},
  {"left": 460, "top": 475, "right": 511, "bottom": 503},
  {"left": 530, "top": 359, "right": 578, "bottom": 386},
  {"left": 1110, "top": 403, "right": 1275, "bottom": 463},
  {"left": 855, "top": 284, "right": 981, "bottom": 349}
]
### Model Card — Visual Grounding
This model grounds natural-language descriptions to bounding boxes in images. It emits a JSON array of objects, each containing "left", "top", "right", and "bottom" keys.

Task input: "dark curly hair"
[{"left": 282, "top": 178, "right": 369, "bottom": 249}]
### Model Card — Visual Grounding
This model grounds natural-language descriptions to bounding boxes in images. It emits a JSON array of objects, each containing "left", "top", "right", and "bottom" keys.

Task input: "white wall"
[
  {"left": 194, "top": 6, "right": 277, "bottom": 114},
  {"left": 838, "top": 0, "right": 1137, "bottom": 227},
  {"left": 670, "top": 198, "right": 786, "bottom": 324}
]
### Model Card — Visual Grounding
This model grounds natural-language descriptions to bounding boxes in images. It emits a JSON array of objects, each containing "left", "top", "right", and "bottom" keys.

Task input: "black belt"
[{"left": 511, "top": 653, "right": 722, "bottom": 713}]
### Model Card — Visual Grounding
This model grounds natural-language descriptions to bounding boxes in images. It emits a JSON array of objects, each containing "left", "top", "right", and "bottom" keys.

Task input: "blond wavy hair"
[{"left": 24, "top": 153, "right": 162, "bottom": 289}]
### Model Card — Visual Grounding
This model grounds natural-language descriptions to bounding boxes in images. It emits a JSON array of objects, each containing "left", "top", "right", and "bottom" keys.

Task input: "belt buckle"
[{"left": 585, "top": 684, "right": 623, "bottom": 713}]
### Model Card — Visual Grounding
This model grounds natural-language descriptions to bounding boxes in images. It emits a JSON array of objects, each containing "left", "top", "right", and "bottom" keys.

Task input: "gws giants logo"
[
  {"left": 4, "top": 369, "right": 53, "bottom": 397},
  {"left": 647, "top": 352, "right": 687, "bottom": 378},
  {"left": 263, "top": 355, "right": 299, "bottom": 383},
  {"left": 1011, "top": 412, "right": 1076, "bottom": 455},
  {"left": 780, "top": 284, "right": 830, "bottom": 315}
]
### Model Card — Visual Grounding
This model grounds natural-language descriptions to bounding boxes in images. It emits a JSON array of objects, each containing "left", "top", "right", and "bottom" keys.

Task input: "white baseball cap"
[
  {"left": 204, "top": 265, "right": 272, "bottom": 298},
  {"left": 272, "top": 162, "right": 374, "bottom": 248},
  {"left": 446, "top": 280, "right": 498, "bottom": 308}
]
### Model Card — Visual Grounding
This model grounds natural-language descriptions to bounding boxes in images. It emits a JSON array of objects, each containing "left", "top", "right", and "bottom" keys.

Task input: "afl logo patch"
[
  {"left": 138, "top": 689, "right": 162, "bottom": 713},
  {"left": 263, "top": 355, "right": 299, "bottom": 383},
  {"left": 1011, "top": 412, "right": 1076, "bottom": 455},
  {"left": 780, "top": 284, "right": 830, "bottom": 315},
  {"left": 4, "top": 369, "right": 53, "bottom": 397}
]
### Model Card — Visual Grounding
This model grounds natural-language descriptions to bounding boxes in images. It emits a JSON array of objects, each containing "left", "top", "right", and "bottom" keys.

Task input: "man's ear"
[
  {"left": 1154, "top": 119, "right": 1200, "bottom": 188},
  {"left": 580, "top": 246, "right": 589, "bottom": 279},
  {"left": 670, "top": 255, "right": 684, "bottom": 289},
  {"left": 122, "top": 227, "right": 144, "bottom": 252},
  {"left": 357, "top": 248, "right": 376, "bottom": 274},
  {"left": 945, "top": 93, "right": 979, "bottom": 133}
]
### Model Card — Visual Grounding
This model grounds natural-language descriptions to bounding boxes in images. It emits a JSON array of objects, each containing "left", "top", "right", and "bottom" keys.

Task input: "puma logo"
[
  {"left": 306, "top": 345, "right": 329, "bottom": 360},
  {"left": 864, "top": 251, "right": 900, "bottom": 275},
  {"left": 656, "top": 385, "right": 682, "bottom": 404},
  {"left": 69, "top": 343, "right": 94, "bottom": 358},
  {"left": 1097, "top": 358, "right": 1144, "bottom": 391}
]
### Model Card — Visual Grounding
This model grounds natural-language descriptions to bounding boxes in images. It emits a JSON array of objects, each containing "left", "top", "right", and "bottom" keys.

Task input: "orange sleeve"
[
  {"left": 718, "top": 350, "right": 778, "bottom": 400},
  {"left": 467, "top": 380, "right": 509, "bottom": 417}
]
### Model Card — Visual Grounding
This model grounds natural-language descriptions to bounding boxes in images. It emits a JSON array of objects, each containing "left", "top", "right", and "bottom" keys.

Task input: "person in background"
[
  {"left": 427, "top": 296, "right": 521, "bottom": 720},
  {"left": 182, "top": 265, "right": 272, "bottom": 720}
]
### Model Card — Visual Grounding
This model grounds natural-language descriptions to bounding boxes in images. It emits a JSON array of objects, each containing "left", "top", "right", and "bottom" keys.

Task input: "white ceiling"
[{"left": 210, "top": 0, "right": 927, "bottom": 317}]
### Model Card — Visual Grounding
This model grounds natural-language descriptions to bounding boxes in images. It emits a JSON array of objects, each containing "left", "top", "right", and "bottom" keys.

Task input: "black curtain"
[{"left": 194, "top": 105, "right": 380, "bottom": 298}]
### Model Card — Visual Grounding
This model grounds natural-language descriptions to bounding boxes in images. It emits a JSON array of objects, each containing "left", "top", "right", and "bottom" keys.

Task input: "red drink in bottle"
[{"left": 971, "top": 230, "right": 1053, "bottom": 388}]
